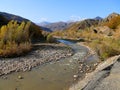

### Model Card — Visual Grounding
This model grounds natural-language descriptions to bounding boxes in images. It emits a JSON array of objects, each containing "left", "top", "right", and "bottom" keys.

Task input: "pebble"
[
  {"left": 1, "top": 76, "right": 8, "bottom": 80},
  {"left": 15, "top": 88, "right": 17, "bottom": 90},
  {"left": 0, "top": 44, "right": 73, "bottom": 76},
  {"left": 41, "top": 77, "right": 44, "bottom": 80},
  {"left": 73, "top": 75, "right": 78, "bottom": 78},
  {"left": 64, "top": 68, "right": 67, "bottom": 70},
  {"left": 18, "top": 75, "right": 23, "bottom": 79}
]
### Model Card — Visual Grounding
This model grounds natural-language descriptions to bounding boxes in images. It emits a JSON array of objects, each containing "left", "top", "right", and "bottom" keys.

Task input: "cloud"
[
  {"left": 69, "top": 15, "right": 86, "bottom": 22},
  {"left": 39, "top": 17, "right": 48, "bottom": 22}
]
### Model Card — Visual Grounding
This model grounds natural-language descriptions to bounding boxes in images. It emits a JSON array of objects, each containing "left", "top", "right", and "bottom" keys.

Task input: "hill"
[
  {"left": 0, "top": 12, "right": 45, "bottom": 41},
  {"left": 0, "top": 12, "right": 29, "bottom": 22},
  {"left": 65, "top": 19, "right": 99, "bottom": 32}
]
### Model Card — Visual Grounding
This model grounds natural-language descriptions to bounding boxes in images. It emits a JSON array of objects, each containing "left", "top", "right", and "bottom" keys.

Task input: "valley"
[{"left": 0, "top": 11, "right": 120, "bottom": 90}]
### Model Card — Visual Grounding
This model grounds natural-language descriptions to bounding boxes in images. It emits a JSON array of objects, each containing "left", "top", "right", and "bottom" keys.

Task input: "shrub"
[
  {"left": 87, "top": 37, "right": 120, "bottom": 60},
  {"left": 46, "top": 34, "right": 55, "bottom": 43}
]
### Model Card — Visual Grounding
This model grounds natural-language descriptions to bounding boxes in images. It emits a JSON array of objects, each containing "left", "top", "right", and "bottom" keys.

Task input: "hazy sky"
[{"left": 0, "top": 0, "right": 119, "bottom": 22}]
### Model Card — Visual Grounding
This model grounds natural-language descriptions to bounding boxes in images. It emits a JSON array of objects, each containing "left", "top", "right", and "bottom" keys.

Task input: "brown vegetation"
[{"left": 103, "top": 15, "right": 120, "bottom": 29}]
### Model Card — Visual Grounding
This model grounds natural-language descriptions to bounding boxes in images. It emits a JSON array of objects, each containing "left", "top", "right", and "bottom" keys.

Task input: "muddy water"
[{"left": 0, "top": 40, "right": 89, "bottom": 90}]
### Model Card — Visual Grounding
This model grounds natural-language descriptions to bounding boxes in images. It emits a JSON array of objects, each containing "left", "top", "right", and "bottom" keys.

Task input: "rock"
[
  {"left": 41, "top": 77, "right": 44, "bottom": 80},
  {"left": 64, "top": 68, "right": 67, "bottom": 70},
  {"left": 67, "top": 53, "right": 72, "bottom": 56},
  {"left": 94, "top": 61, "right": 120, "bottom": 90},
  {"left": 18, "top": 75, "right": 23, "bottom": 79},
  {"left": 93, "top": 26, "right": 114, "bottom": 36},
  {"left": 80, "top": 70, "right": 83, "bottom": 73},
  {"left": 69, "top": 55, "right": 120, "bottom": 90},
  {"left": 73, "top": 75, "right": 78, "bottom": 78},
  {"left": 15, "top": 87, "right": 17, "bottom": 90},
  {"left": 2, "top": 76, "right": 7, "bottom": 80}
]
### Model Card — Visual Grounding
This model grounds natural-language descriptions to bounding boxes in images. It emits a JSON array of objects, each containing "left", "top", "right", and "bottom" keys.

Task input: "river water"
[{"left": 0, "top": 40, "right": 97, "bottom": 90}]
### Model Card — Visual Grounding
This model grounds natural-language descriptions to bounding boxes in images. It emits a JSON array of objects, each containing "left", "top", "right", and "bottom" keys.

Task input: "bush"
[
  {"left": 87, "top": 37, "right": 120, "bottom": 60},
  {"left": 46, "top": 34, "right": 56, "bottom": 43}
]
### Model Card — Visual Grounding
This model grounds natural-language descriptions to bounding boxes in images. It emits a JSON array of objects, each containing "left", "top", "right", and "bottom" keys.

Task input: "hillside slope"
[
  {"left": 0, "top": 12, "right": 45, "bottom": 41},
  {"left": 65, "top": 19, "right": 99, "bottom": 32}
]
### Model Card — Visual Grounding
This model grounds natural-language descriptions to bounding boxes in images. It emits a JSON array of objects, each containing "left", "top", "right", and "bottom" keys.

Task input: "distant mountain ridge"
[
  {"left": 38, "top": 21, "right": 74, "bottom": 31},
  {"left": 94, "top": 16, "right": 103, "bottom": 20},
  {"left": 39, "top": 16, "right": 103, "bottom": 31},
  {"left": 38, "top": 21, "right": 51, "bottom": 26},
  {"left": 65, "top": 12, "right": 120, "bottom": 32},
  {"left": 36, "top": 12, "right": 120, "bottom": 36},
  {"left": 40, "top": 12, "right": 120, "bottom": 32}
]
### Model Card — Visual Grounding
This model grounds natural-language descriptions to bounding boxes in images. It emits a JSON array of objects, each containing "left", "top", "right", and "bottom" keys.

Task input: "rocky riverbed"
[
  {"left": 0, "top": 43, "right": 73, "bottom": 76},
  {"left": 70, "top": 43, "right": 120, "bottom": 90},
  {"left": 0, "top": 41, "right": 95, "bottom": 90},
  {"left": 69, "top": 54, "right": 120, "bottom": 90},
  {"left": 0, "top": 40, "right": 102, "bottom": 90}
]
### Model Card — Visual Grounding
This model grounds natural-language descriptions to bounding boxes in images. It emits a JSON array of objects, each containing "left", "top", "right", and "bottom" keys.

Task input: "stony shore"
[
  {"left": 0, "top": 43, "right": 73, "bottom": 76},
  {"left": 69, "top": 53, "right": 120, "bottom": 90}
]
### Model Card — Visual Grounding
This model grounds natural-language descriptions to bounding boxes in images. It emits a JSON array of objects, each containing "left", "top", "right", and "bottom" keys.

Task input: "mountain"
[
  {"left": 0, "top": 14, "right": 9, "bottom": 26},
  {"left": 65, "top": 19, "right": 99, "bottom": 31},
  {"left": 94, "top": 16, "right": 103, "bottom": 20},
  {"left": 64, "top": 13, "right": 120, "bottom": 32},
  {"left": 0, "top": 12, "right": 45, "bottom": 41},
  {"left": 38, "top": 21, "right": 51, "bottom": 26},
  {"left": 44, "top": 21, "right": 68, "bottom": 31},
  {"left": 40, "top": 18, "right": 100, "bottom": 32},
  {"left": 0, "top": 12, "right": 29, "bottom": 23},
  {"left": 40, "top": 26, "right": 53, "bottom": 32},
  {"left": 39, "top": 21, "right": 74, "bottom": 31}
]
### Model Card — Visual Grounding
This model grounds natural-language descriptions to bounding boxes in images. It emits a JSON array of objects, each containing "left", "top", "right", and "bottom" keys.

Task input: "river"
[{"left": 0, "top": 40, "right": 99, "bottom": 90}]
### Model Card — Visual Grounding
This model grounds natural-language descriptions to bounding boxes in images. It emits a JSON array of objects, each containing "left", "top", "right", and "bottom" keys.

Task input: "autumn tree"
[{"left": 0, "top": 20, "right": 31, "bottom": 57}]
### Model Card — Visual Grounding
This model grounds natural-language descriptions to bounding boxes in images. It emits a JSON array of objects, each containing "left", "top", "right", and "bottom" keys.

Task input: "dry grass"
[
  {"left": 77, "top": 27, "right": 120, "bottom": 60},
  {"left": 0, "top": 42, "right": 31, "bottom": 57}
]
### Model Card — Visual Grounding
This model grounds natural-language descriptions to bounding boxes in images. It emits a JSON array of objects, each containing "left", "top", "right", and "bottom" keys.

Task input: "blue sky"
[{"left": 0, "top": 0, "right": 119, "bottom": 23}]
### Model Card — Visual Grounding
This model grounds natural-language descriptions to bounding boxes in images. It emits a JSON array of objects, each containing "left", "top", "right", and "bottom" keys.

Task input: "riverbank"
[
  {"left": 69, "top": 45, "right": 120, "bottom": 90},
  {"left": 0, "top": 43, "right": 73, "bottom": 76}
]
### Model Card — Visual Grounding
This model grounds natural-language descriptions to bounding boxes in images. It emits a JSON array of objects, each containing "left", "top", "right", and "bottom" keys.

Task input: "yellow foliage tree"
[{"left": 0, "top": 20, "right": 31, "bottom": 57}]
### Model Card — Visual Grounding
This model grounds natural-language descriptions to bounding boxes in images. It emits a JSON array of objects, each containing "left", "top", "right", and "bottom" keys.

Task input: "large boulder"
[{"left": 93, "top": 26, "right": 114, "bottom": 36}]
